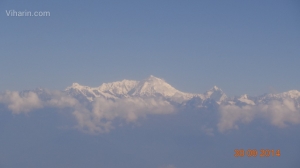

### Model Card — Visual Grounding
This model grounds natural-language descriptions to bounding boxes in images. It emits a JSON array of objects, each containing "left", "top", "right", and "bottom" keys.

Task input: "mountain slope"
[
  {"left": 64, "top": 75, "right": 300, "bottom": 110},
  {"left": 65, "top": 75, "right": 197, "bottom": 103}
]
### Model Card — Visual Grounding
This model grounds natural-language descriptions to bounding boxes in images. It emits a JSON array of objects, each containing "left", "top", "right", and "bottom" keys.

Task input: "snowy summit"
[{"left": 64, "top": 75, "right": 300, "bottom": 110}]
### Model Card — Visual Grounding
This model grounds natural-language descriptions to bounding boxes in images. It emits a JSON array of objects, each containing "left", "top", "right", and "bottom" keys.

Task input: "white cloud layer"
[
  {"left": 0, "top": 91, "right": 175, "bottom": 133},
  {"left": 44, "top": 90, "right": 80, "bottom": 109},
  {"left": 0, "top": 91, "right": 43, "bottom": 114},
  {"left": 74, "top": 97, "right": 175, "bottom": 133},
  {"left": 1, "top": 90, "right": 300, "bottom": 134},
  {"left": 218, "top": 99, "right": 300, "bottom": 132}
]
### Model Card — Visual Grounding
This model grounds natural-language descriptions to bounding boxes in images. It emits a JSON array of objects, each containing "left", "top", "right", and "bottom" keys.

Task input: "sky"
[
  {"left": 0, "top": 0, "right": 299, "bottom": 96},
  {"left": 1, "top": 1, "right": 300, "bottom": 168}
]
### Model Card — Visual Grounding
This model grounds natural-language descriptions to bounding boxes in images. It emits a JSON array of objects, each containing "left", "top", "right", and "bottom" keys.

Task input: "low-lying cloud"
[
  {"left": 73, "top": 97, "right": 175, "bottom": 133},
  {"left": 0, "top": 91, "right": 43, "bottom": 114},
  {"left": 1, "top": 90, "right": 300, "bottom": 134},
  {"left": 0, "top": 90, "right": 175, "bottom": 133},
  {"left": 218, "top": 99, "right": 300, "bottom": 132}
]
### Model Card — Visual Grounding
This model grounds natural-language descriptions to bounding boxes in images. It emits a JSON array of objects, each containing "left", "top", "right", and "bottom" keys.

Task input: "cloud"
[
  {"left": 0, "top": 90, "right": 175, "bottom": 134},
  {"left": 218, "top": 105, "right": 255, "bottom": 132},
  {"left": 259, "top": 99, "right": 300, "bottom": 127},
  {"left": 73, "top": 108, "right": 114, "bottom": 134},
  {"left": 1, "top": 89, "right": 300, "bottom": 134},
  {"left": 45, "top": 90, "right": 80, "bottom": 108},
  {"left": 218, "top": 99, "right": 300, "bottom": 132},
  {"left": 73, "top": 97, "right": 175, "bottom": 133},
  {"left": 0, "top": 91, "right": 43, "bottom": 114},
  {"left": 0, "top": 90, "right": 83, "bottom": 113}
]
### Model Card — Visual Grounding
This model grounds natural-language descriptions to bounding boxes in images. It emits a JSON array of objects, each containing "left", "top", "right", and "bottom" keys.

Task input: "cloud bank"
[
  {"left": 218, "top": 99, "right": 300, "bottom": 132},
  {"left": 0, "top": 90, "right": 175, "bottom": 133},
  {"left": 73, "top": 97, "right": 175, "bottom": 133},
  {"left": 1, "top": 90, "right": 300, "bottom": 134},
  {"left": 0, "top": 91, "right": 43, "bottom": 114}
]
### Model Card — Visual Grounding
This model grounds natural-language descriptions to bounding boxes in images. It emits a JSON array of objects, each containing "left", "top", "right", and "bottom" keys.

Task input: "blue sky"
[{"left": 1, "top": 0, "right": 299, "bottom": 96}]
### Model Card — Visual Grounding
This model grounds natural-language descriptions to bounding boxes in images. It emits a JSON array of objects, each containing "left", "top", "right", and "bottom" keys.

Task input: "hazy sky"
[{"left": 1, "top": 0, "right": 299, "bottom": 96}]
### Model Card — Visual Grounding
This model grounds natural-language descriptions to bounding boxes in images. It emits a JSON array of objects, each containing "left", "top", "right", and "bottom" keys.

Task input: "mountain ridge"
[{"left": 63, "top": 75, "right": 300, "bottom": 109}]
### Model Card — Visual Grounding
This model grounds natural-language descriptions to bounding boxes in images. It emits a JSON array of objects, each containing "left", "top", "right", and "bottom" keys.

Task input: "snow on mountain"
[
  {"left": 98, "top": 79, "right": 139, "bottom": 96},
  {"left": 204, "top": 86, "right": 227, "bottom": 103},
  {"left": 65, "top": 83, "right": 98, "bottom": 101},
  {"left": 130, "top": 75, "right": 196, "bottom": 103},
  {"left": 94, "top": 79, "right": 139, "bottom": 100},
  {"left": 63, "top": 76, "right": 300, "bottom": 110},
  {"left": 65, "top": 76, "right": 198, "bottom": 103},
  {"left": 65, "top": 80, "right": 139, "bottom": 101},
  {"left": 256, "top": 90, "right": 300, "bottom": 105},
  {"left": 131, "top": 75, "right": 178, "bottom": 97},
  {"left": 237, "top": 94, "right": 255, "bottom": 105},
  {"left": 264, "top": 90, "right": 300, "bottom": 99}
]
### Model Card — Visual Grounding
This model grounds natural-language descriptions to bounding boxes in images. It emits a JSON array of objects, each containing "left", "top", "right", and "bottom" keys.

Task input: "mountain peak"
[
  {"left": 145, "top": 75, "right": 164, "bottom": 82},
  {"left": 205, "top": 86, "right": 227, "bottom": 102},
  {"left": 211, "top": 85, "right": 221, "bottom": 91},
  {"left": 65, "top": 82, "right": 85, "bottom": 90},
  {"left": 72, "top": 82, "right": 81, "bottom": 87},
  {"left": 98, "top": 79, "right": 139, "bottom": 95},
  {"left": 237, "top": 94, "right": 255, "bottom": 105},
  {"left": 130, "top": 75, "right": 183, "bottom": 98},
  {"left": 62, "top": 77, "right": 300, "bottom": 109}
]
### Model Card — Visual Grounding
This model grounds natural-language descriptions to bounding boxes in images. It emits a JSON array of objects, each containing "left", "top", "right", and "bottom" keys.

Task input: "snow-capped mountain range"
[
  {"left": 64, "top": 75, "right": 300, "bottom": 109},
  {"left": 65, "top": 75, "right": 198, "bottom": 103}
]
